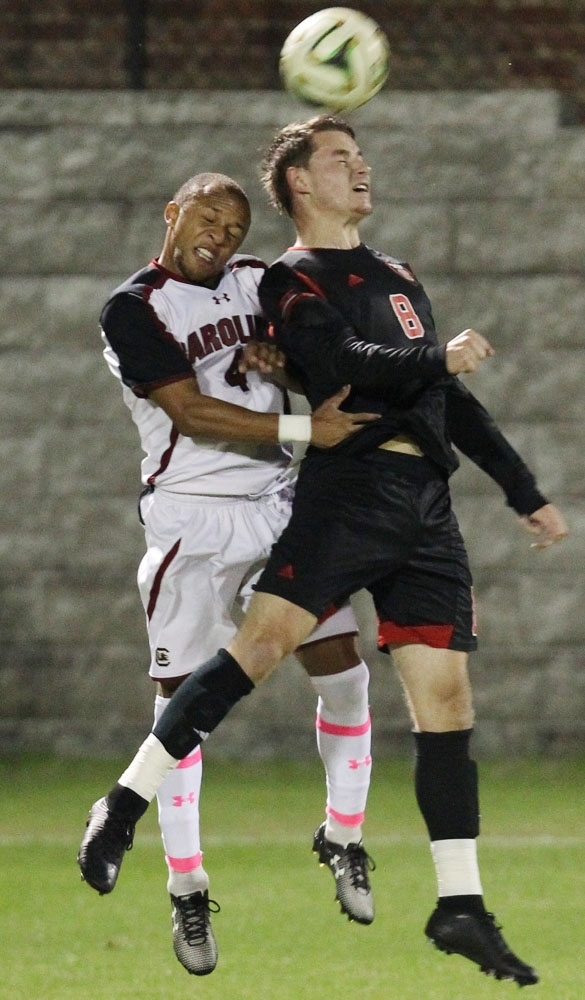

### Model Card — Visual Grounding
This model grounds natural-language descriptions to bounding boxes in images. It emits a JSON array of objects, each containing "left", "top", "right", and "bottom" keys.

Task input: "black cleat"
[
  {"left": 425, "top": 907, "right": 539, "bottom": 986},
  {"left": 312, "top": 822, "right": 375, "bottom": 925},
  {"left": 171, "top": 890, "right": 220, "bottom": 976},
  {"left": 77, "top": 797, "right": 135, "bottom": 895}
]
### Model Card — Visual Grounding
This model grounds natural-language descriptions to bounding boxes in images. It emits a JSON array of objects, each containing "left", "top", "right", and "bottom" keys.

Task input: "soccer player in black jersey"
[{"left": 79, "top": 116, "right": 567, "bottom": 986}]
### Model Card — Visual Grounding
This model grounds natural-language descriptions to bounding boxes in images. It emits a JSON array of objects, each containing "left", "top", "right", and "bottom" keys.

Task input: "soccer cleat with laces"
[
  {"left": 312, "top": 822, "right": 375, "bottom": 925},
  {"left": 171, "top": 890, "right": 220, "bottom": 976},
  {"left": 77, "top": 797, "right": 135, "bottom": 895},
  {"left": 425, "top": 907, "right": 539, "bottom": 986}
]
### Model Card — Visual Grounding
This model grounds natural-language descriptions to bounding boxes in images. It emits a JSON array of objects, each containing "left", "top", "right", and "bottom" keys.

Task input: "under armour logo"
[
  {"left": 172, "top": 792, "right": 197, "bottom": 807},
  {"left": 155, "top": 647, "right": 171, "bottom": 667},
  {"left": 277, "top": 563, "right": 295, "bottom": 580},
  {"left": 348, "top": 755, "right": 373, "bottom": 770},
  {"left": 213, "top": 293, "right": 231, "bottom": 304},
  {"left": 347, "top": 273, "right": 364, "bottom": 287}
]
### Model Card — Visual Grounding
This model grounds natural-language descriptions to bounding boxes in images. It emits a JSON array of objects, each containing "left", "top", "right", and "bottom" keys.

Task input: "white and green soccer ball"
[{"left": 279, "top": 7, "right": 390, "bottom": 113}]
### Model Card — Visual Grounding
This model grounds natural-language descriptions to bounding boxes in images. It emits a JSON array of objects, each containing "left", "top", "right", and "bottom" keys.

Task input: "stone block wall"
[{"left": 0, "top": 88, "right": 583, "bottom": 758}]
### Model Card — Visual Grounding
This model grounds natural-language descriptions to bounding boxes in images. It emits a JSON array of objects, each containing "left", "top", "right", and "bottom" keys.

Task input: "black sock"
[
  {"left": 153, "top": 648, "right": 254, "bottom": 759},
  {"left": 437, "top": 893, "right": 486, "bottom": 916},
  {"left": 413, "top": 729, "right": 480, "bottom": 841},
  {"left": 106, "top": 783, "right": 150, "bottom": 823}
]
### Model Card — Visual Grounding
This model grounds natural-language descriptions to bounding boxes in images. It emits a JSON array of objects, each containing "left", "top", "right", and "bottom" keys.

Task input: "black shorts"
[{"left": 256, "top": 449, "right": 477, "bottom": 653}]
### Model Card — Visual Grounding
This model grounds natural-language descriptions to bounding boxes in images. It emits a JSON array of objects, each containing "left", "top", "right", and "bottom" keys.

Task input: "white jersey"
[{"left": 101, "top": 254, "right": 292, "bottom": 497}]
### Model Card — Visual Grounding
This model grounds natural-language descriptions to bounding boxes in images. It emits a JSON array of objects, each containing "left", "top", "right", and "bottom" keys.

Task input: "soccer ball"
[{"left": 279, "top": 7, "right": 390, "bottom": 113}]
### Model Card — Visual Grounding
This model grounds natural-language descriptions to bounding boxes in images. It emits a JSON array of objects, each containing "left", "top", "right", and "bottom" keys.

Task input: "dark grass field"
[{"left": 1, "top": 755, "right": 584, "bottom": 1000}]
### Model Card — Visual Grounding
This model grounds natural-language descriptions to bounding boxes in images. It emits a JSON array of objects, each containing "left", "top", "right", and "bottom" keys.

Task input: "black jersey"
[{"left": 259, "top": 244, "right": 547, "bottom": 515}]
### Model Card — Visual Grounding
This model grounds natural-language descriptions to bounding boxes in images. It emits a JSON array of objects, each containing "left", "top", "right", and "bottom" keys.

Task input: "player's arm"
[
  {"left": 149, "top": 375, "right": 279, "bottom": 442},
  {"left": 259, "top": 264, "right": 491, "bottom": 398},
  {"left": 445, "top": 378, "right": 568, "bottom": 545},
  {"left": 236, "top": 329, "right": 493, "bottom": 394},
  {"left": 150, "top": 377, "right": 376, "bottom": 448},
  {"left": 445, "top": 377, "right": 548, "bottom": 513},
  {"left": 102, "top": 292, "right": 377, "bottom": 449}
]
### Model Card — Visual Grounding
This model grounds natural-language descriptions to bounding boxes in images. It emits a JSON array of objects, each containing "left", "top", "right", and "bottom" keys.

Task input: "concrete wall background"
[{"left": 0, "top": 88, "right": 583, "bottom": 759}]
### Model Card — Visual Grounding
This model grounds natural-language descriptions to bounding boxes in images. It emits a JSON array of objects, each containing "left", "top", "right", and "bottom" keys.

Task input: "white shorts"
[{"left": 138, "top": 487, "right": 358, "bottom": 680}]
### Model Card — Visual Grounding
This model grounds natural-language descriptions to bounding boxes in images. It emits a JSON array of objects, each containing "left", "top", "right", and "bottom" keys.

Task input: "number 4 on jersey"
[
  {"left": 389, "top": 293, "right": 425, "bottom": 339},
  {"left": 224, "top": 347, "right": 250, "bottom": 392}
]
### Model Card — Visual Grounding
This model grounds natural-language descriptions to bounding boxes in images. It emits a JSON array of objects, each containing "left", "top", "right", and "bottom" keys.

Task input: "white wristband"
[{"left": 278, "top": 414, "right": 312, "bottom": 443}]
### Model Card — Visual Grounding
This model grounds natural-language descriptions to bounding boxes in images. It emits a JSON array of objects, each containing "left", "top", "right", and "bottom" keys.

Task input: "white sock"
[
  {"left": 430, "top": 838, "right": 484, "bottom": 897},
  {"left": 310, "top": 661, "right": 372, "bottom": 846},
  {"left": 154, "top": 695, "right": 209, "bottom": 896}
]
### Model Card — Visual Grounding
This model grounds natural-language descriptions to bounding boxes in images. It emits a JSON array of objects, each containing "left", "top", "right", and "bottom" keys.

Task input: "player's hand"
[
  {"left": 310, "top": 385, "right": 380, "bottom": 448},
  {"left": 520, "top": 503, "right": 569, "bottom": 549},
  {"left": 239, "top": 340, "right": 286, "bottom": 375},
  {"left": 445, "top": 328, "right": 495, "bottom": 374}
]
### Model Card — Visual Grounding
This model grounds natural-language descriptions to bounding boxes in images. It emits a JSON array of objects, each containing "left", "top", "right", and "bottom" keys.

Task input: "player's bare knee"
[
  {"left": 297, "top": 632, "right": 361, "bottom": 675},
  {"left": 234, "top": 593, "right": 315, "bottom": 677},
  {"left": 229, "top": 628, "right": 296, "bottom": 684},
  {"left": 437, "top": 687, "right": 474, "bottom": 730}
]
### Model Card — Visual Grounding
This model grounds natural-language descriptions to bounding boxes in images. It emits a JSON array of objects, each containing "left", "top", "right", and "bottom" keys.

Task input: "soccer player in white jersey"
[{"left": 91, "top": 173, "right": 380, "bottom": 975}]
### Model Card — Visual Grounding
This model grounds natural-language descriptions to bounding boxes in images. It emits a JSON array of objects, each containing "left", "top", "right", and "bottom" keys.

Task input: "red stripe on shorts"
[
  {"left": 147, "top": 538, "right": 181, "bottom": 620},
  {"left": 378, "top": 620, "right": 454, "bottom": 648}
]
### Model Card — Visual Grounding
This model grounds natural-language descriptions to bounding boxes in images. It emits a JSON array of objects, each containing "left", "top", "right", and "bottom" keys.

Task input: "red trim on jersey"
[
  {"left": 278, "top": 290, "right": 320, "bottom": 322},
  {"left": 146, "top": 426, "right": 180, "bottom": 486},
  {"left": 378, "top": 620, "right": 454, "bottom": 649},
  {"left": 140, "top": 266, "right": 190, "bottom": 360},
  {"left": 229, "top": 256, "right": 266, "bottom": 272},
  {"left": 148, "top": 257, "right": 205, "bottom": 286},
  {"left": 149, "top": 256, "right": 266, "bottom": 283},
  {"left": 147, "top": 259, "right": 172, "bottom": 286},
  {"left": 147, "top": 538, "right": 181, "bottom": 620},
  {"left": 292, "top": 268, "right": 327, "bottom": 299},
  {"left": 276, "top": 270, "right": 328, "bottom": 323}
]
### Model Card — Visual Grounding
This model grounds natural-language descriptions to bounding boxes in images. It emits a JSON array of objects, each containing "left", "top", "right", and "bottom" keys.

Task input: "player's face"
[
  {"left": 163, "top": 190, "right": 250, "bottom": 283},
  {"left": 303, "top": 130, "right": 372, "bottom": 221}
]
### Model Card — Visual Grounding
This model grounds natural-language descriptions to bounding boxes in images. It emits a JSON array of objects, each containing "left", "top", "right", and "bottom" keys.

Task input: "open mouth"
[{"left": 194, "top": 247, "right": 214, "bottom": 262}]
